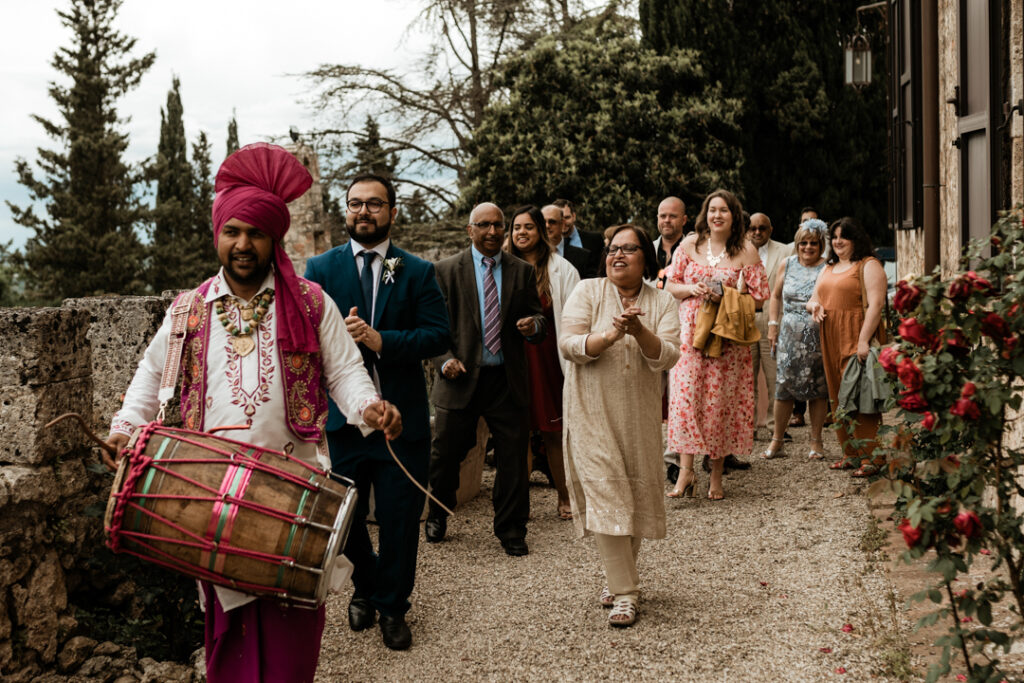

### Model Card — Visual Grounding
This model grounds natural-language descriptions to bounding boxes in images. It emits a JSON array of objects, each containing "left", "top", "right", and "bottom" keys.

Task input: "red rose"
[
  {"left": 893, "top": 281, "right": 925, "bottom": 313},
  {"left": 898, "top": 391, "right": 929, "bottom": 413},
  {"left": 921, "top": 412, "right": 937, "bottom": 431},
  {"left": 960, "top": 382, "right": 976, "bottom": 398},
  {"left": 948, "top": 276, "right": 971, "bottom": 301},
  {"left": 938, "top": 328, "right": 971, "bottom": 355},
  {"left": 897, "top": 358, "right": 924, "bottom": 392},
  {"left": 898, "top": 317, "right": 934, "bottom": 347},
  {"left": 899, "top": 518, "right": 923, "bottom": 547},
  {"left": 1001, "top": 334, "right": 1019, "bottom": 359},
  {"left": 935, "top": 500, "right": 953, "bottom": 515},
  {"left": 980, "top": 312, "right": 1010, "bottom": 339},
  {"left": 965, "top": 271, "right": 994, "bottom": 294},
  {"left": 878, "top": 346, "right": 902, "bottom": 374},
  {"left": 951, "top": 397, "right": 981, "bottom": 420},
  {"left": 953, "top": 510, "right": 982, "bottom": 539}
]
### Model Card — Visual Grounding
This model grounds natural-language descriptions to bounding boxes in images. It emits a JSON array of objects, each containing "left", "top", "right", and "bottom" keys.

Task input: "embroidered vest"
[{"left": 176, "top": 277, "right": 328, "bottom": 442}]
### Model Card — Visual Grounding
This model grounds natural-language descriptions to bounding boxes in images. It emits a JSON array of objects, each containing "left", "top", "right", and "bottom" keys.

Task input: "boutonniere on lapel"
[{"left": 381, "top": 256, "right": 404, "bottom": 284}]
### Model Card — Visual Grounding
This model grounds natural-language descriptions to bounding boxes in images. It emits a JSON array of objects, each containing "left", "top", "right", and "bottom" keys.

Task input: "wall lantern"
[{"left": 844, "top": 32, "right": 873, "bottom": 88}]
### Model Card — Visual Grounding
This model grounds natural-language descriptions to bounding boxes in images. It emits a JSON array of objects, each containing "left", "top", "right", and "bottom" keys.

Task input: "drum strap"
[{"left": 158, "top": 289, "right": 199, "bottom": 421}]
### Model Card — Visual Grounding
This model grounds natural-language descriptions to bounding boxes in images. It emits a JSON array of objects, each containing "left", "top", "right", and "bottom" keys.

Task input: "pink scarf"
[{"left": 211, "top": 143, "right": 316, "bottom": 353}]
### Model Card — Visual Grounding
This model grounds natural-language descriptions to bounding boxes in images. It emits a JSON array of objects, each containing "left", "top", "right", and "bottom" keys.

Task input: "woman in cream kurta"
[{"left": 558, "top": 225, "right": 680, "bottom": 627}]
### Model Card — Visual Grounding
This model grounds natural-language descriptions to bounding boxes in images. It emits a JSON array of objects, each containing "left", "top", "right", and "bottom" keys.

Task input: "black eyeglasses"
[
  {"left": 608, "top": 244, "right": 641, "bottom": 255},
  {"left": 347, "top": 199, "right": 389, "bottom": 213},
  {"left": 748, "top": 225, "right": 770, "bottom": 232},
  {"left": 469, "top": 221, "right": 505, "bottom": 231}
]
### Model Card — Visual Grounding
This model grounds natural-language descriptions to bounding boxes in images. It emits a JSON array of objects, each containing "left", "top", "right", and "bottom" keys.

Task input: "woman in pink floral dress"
[{"left": 664, "top": 189, "right": 769, "bottom": 500}]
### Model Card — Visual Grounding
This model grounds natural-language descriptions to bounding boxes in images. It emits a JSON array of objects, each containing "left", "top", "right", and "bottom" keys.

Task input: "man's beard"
[
  {"left": 224, "top": 254, "right": 273, "bottom": 290},
  {"left": 346, "top": 216, "right": 392, "bottom": 245}
]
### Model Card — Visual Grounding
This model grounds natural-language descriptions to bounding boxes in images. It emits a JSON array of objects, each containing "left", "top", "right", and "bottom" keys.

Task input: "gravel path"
[{"left": 316, "top": 428, "right": 910, "bottom": 681}]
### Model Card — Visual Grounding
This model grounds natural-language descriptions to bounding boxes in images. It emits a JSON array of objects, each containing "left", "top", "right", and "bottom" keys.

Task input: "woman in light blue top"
[{"left": 763, "top": 220, "right": 829, "bottom": 460}]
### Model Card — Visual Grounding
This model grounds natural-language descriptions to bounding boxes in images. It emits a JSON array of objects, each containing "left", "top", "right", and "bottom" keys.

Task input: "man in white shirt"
[
  {"left": 747, "top": 212, "right": 790, "bottom": 443},
  {"left": 105, "top": 143, "right": 400, "bottom": 683}
]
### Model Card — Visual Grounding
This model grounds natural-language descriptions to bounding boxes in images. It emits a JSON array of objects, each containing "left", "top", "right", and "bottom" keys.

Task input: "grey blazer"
[{"left": 430, "top": 248, "right": 545, "bottom": 410}]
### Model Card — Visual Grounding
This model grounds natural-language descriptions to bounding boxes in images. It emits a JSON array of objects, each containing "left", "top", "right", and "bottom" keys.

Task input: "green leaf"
[{"left": 977, "top": 600, "right": 992, "bottom": 626}]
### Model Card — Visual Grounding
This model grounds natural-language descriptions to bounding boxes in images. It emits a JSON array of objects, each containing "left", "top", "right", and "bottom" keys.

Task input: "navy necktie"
[{"left": 360, "top": 251, "right": 377, "bottom": 320}]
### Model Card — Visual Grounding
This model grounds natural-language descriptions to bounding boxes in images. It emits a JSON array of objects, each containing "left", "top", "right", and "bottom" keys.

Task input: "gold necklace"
[{"left": 214, "top": 289, "right": 274, "bottom": 357}]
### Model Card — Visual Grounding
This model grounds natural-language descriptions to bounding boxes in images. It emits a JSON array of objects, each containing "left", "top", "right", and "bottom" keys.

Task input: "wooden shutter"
[{"left": 888, "top": 0, "right": 922, "bottom": 232}]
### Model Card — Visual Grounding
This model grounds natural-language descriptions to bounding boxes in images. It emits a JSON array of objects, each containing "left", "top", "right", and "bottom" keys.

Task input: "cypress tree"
[
  {"left": 149, "top": 75, "right": 192, "bottom": 292},
  {"left": 226, "top": 111, "right": 240, "bottom": 157},
  {"left": 7, "top": 0, "right": 155, "bottom": 302},
  {"left": 184, "top": 131, "right": 219, "bottom": 283}
]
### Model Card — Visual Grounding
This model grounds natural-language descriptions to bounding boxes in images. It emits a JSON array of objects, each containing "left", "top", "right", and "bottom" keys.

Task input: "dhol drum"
[{"left": 104, "top": 422, "right": 357, "bottom": 608}]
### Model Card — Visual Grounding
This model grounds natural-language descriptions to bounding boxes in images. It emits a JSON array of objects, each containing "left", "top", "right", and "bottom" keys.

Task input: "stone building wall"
[{"left": 0, "top": 305, "right": 199, "bottom": 682}]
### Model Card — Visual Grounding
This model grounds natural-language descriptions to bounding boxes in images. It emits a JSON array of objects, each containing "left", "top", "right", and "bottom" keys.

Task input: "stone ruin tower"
[{"left": 282, "top": 142, "right": 332, "bottom": 274}]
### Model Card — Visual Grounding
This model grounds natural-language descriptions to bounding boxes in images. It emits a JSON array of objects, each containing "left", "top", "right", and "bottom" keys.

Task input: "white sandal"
[
  {"left": 608, "top": 595, "right": 637, "bottom": 627},
  {"left": 761, "top": 437, "right": 786, "bottom": 459},
  {"left": 598, "top": 587, "right": 614, "bottom": 608}
]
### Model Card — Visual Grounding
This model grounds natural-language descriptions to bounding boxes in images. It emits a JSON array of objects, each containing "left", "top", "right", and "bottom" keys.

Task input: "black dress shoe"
[
  {"left": 348, "top": 597, "right": 376, "bottom": 632},
  {"left": 425, "top": 517, "right": 446, "bottom": 543},
  {"left": 500, "top": 538, "right": 529, "bottom": 556},
  {"left": 724, "top": 454, "right": 751, "bottom": 470},
  {"left": 666, "top": 463, "right": 680, "bottom": 485},
  {"left": 379, "top": 614, "right": 412, "bottom": 650}
]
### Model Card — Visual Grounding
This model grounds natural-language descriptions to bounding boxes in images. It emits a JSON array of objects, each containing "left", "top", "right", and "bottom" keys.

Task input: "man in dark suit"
[
  {"left": 542, "top": 204, "right": 594, "bottom": 278},
  {"left": 427, "top": 202, "right": 546, "bottom": 556},
  {"left": 304, "top": 173, "right": 450, "bottom": 651},
  {"left": 554, "top": 198, "right": 604, "bottom": 277}
]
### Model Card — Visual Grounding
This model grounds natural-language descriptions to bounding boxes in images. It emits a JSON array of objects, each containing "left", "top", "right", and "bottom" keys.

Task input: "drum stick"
[
  {"left": 44, "top": 412, "right": 117, "bottom": 457},
  {"left": 385, "top": 439, "right": 454, "bottom": 517}
]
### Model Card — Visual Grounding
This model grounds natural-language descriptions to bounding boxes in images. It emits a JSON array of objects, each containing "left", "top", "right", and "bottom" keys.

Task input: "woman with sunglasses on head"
[
  {"left": 558, "top": 224, "right": 680, "bottom": 627},
  {"left": 806, "top": 217, "right": 887, "bottom": 476},
  {"left": 664, "top": 189, "right": 769, "bottom": 501},
  {"left": 764, "top": 219, "right": 830, "bottom": 460},
  {"left": 503, "top": 205, "right": 580, "bottom": 519}
]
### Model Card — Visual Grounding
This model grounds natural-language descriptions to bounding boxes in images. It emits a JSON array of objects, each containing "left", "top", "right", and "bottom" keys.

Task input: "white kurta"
[
  {"left": 110, "top": 268, "right": 380, "bottom": 609},
  {"left": 558, "top": 279, "right": 681, "bottom": 539}
]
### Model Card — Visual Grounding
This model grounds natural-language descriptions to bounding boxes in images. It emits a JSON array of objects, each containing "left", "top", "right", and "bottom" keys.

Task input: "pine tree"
[
  {"left": 148, "top": 76, "right": 192, "bottom": 293},
  {"left": 226, "top": 111, "right": 240, "bottom": 158},
  {"left": 352, "top": 116, "right": 397, "bottom": 178},
  {"left": 7, "top": 0, "right": 155, "bottom": 302}
]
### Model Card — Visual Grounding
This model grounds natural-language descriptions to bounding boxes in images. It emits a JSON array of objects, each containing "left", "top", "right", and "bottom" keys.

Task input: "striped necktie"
[{"left": 482, "top": 256, "right": 501, "bottom": 354}]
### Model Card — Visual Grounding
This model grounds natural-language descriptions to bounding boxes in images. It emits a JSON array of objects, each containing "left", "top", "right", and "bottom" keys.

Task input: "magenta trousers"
[{"left": 202, "top": 583, "right": 326, "bottom": 683}]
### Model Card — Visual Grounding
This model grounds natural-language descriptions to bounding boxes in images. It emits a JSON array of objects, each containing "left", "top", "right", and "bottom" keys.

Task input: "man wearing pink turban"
[{"left": 107, "top": 143, "right": 402, "bottom": 682}]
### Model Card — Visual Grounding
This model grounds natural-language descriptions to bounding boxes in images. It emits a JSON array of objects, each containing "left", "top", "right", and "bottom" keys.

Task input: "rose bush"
[{"left": 869, "top": 206, "right": 1024, "bottom": 683}]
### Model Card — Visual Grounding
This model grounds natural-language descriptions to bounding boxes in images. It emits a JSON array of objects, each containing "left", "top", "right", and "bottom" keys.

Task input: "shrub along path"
[{"left": 316, "top": 428, "right": 918, "bottom": 681}]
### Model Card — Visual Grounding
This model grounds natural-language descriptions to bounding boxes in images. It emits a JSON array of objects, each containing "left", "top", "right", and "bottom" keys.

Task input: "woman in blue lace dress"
[{"left": 763, "top": 220, "right": 829, "bottom": 460}]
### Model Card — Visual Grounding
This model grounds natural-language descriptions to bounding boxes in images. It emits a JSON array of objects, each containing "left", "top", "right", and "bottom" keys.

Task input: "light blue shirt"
[
  {"left": 471, "top": 245, "right": 504, "bottom": 366},
  {"left": 567, "top": 227, "right": 583, "bottom": 249}
]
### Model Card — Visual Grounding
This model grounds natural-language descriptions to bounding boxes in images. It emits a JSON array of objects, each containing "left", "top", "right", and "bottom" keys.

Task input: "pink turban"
[{"left": 212, "top": 142, "right": 317, "bottom": 353}]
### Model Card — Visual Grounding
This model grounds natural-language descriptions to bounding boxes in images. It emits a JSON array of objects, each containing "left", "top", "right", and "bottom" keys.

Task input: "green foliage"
[
  {"left": 461, "top": 12, "right": 742, "bottom": 230},
  {"left": 639, "top": 0, "right": 888, "bottom": 243},
  {"left": 6, "top": 0, "right": 155, "bottom": 302},
  {"left": 871, "top": 206, "right": 1024, "bottom": 682}
]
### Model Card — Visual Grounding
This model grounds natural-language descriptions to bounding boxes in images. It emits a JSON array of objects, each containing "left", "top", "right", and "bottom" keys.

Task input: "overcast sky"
[{"left": 0, "top": 0, "right": 426, "bottom": 248}]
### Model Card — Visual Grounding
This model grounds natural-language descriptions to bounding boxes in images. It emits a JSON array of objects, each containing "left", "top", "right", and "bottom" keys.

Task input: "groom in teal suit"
[{"left": 304, "top": 173, "right": 449, "bottom": 651}]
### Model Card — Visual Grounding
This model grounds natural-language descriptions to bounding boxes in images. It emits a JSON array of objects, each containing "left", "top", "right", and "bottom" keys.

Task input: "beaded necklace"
[
  {"left": 214, "top": 289, "right": 274, "bottom": 357},
  {"left": 706, "top": 241, "right": 728, "bottom": 267}
]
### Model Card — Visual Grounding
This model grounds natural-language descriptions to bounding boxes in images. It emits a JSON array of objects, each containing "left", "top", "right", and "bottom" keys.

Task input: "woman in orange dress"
[
  {"left": 664, "top": 189, "right": 769, "bottom": 501},
  {"left": 806, "top": 217, "right": 888, "bottom": 476}
]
